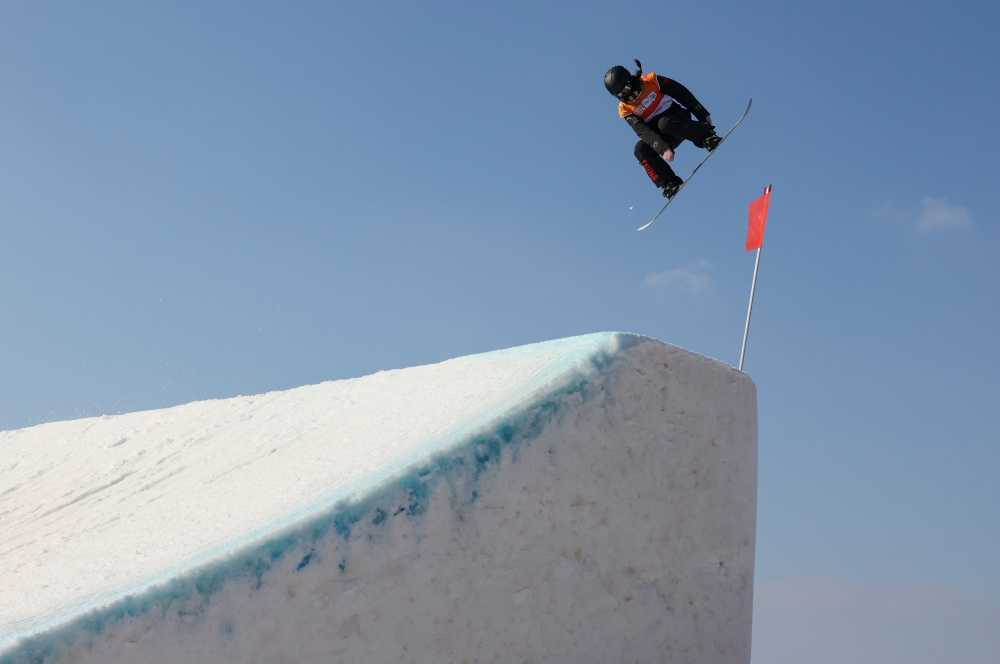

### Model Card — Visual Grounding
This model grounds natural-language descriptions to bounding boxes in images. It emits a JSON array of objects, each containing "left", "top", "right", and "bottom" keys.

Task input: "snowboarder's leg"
[
  {"left": 634, "top": 141, "right": 682, "bottom": 195},
  {"left": 655, "top": 115, "right": 719, "bottom": 150}
]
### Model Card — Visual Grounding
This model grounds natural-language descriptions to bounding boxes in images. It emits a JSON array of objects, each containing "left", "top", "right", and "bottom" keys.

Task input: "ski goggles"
[{"left": 616, "top": 81, "right": 641, "bottom": 103}]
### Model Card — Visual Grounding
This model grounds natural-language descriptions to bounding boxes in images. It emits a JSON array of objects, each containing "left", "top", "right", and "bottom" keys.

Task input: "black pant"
[{"left": 634, "top": 111, "right": 715, "bottom": 188}]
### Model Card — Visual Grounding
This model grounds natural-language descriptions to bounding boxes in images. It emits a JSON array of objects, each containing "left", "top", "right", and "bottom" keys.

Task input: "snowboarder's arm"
[
  {"left": 624, "top": 113, "right": 674, "bottom": 157},
  {"left": 658, "top": 76, "right": 711, "bottom": 124}
]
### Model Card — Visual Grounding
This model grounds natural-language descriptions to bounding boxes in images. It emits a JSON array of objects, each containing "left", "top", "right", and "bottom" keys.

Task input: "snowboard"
[{"left": 637, "top": 98, "right": 752, "bottom": 232}]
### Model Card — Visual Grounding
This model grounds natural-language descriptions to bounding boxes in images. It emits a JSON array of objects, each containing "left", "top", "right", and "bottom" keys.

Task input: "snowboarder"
[{"left": 605, "top": 60, "right": 721, "bottom": 198}]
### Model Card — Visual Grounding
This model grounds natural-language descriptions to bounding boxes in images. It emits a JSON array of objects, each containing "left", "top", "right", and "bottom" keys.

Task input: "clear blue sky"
[{"left": 1, "top": 1, "right": 997, "bottom": 660}]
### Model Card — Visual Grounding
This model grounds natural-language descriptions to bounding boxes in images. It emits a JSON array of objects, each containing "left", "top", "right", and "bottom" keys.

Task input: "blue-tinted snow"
[{"left": 0, "top": 332, "right": 757, "bottom": 664}]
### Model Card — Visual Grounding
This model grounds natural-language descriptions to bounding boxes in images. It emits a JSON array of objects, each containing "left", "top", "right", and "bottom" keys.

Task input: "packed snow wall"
[{"left": 0, "top": 332, "right": 757, "bottom": 664}]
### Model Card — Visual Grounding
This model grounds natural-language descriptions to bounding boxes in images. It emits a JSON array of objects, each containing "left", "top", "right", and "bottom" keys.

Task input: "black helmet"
[{"left": 604, "top": 65, "right": 641, "bottom": 102}]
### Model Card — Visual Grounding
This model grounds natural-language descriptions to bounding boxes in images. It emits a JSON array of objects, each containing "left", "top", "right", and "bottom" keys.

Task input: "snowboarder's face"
[{"left": 616, "top": 79, "right": 641, "bottom": 103}]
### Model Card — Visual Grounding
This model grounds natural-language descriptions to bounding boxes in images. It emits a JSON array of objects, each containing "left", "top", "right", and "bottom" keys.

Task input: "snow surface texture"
[{"left": 0, "top": 332, "right": 757, "bottom": 663}]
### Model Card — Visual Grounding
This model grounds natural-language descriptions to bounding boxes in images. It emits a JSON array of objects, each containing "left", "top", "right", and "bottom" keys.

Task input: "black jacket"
[{"left": 623, "top": 76, "right": 711, "bottom": 153}]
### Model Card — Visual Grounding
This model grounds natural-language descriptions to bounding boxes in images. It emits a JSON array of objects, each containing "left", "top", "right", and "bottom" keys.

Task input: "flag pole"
[
  {"left": 740, "top": 184, "right": 771, "bottom": 372},
  {"left": 739, "top": 245, "right": 762, "bottom": 372}
]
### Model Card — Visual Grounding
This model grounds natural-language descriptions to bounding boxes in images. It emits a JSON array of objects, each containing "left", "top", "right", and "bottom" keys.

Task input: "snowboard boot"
[
  {"left": 661, "top": 177, "right": 683, "bottom": 199},
  {"left": 703, "top": 131, "right": 722, "bottom": 152}
]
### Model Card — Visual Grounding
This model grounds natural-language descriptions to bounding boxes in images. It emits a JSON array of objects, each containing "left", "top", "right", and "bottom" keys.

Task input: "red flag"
[{"left": 746, "top": 185, "right": 771, "bottom": 251}]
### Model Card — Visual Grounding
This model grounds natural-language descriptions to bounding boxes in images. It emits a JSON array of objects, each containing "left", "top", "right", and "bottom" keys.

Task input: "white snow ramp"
[{"left": 0, "top": 332, "right": 757, "bottom": 663}]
